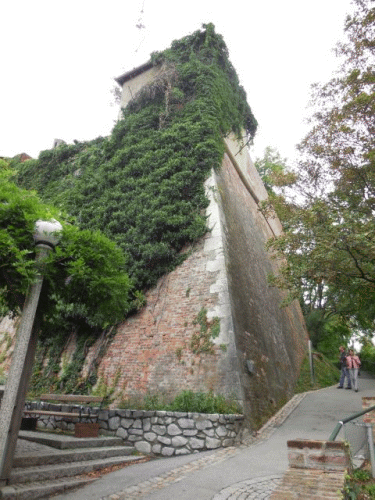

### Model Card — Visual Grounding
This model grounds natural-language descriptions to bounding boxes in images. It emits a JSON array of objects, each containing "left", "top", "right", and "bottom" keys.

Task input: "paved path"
[{"left": 44, "top": 375, "right": 375, "bottom": 499}]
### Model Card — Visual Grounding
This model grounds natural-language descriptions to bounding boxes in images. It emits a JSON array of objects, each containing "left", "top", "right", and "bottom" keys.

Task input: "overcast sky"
[{"left": 1, "top": 0, "right": 354, "bottom": 166}]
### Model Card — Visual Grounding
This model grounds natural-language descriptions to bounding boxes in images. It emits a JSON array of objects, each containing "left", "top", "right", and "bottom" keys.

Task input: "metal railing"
[
  {"left": 329, "top": 405, "right": 375, "bottom": 441},
  {"left": 329, "top": 404, "right": 375, "bottom": 477}
]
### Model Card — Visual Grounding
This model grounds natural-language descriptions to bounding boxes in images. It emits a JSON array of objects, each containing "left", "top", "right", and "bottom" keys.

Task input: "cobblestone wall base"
[{"left": 26, "top": 402, "right": 244, "bottom": 457}]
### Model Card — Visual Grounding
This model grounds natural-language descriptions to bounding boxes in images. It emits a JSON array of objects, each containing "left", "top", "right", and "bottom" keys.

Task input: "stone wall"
[
  {"left": 0, "top": 133, "right": 309, "bottom": 430},
  {"left": 25, "top": 402, "right": 244, "bottom": 457},
  {"left": 216, "top": 140, "right": 309, "bottom": 426}
]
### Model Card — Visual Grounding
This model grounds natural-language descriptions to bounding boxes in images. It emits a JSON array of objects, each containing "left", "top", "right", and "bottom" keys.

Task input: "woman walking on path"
[{"left": 347, "top": 349, "right": 361, "bottom": 392}]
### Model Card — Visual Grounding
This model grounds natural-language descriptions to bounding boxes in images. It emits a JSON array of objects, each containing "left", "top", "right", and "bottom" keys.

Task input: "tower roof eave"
[{"left": 114, "top": 61, "right": 153, "bottom": 87}]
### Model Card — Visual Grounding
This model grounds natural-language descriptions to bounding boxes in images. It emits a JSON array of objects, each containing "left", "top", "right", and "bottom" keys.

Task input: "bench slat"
[
  {"left": 40, "top": 394, "right": 103, "bottom": 404},
  {"left": 23, "top": 410, "right": 96, "bottom": 419},
  {"left": 24, "top": 393, "right": 103, "bottom": 428}
]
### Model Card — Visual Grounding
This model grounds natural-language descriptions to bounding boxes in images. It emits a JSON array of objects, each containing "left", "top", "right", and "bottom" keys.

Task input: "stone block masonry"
[{"left": 25, "top": 402, "right": 244, "bottom": 457}]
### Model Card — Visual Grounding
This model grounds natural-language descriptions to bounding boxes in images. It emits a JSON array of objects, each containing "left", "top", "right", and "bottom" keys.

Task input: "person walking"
[
  {"left": 338, "top": 346, "right": 351, "bottom": 389},
  {"left": 347, "top": 348, "right": 361, "bottom": 392}
]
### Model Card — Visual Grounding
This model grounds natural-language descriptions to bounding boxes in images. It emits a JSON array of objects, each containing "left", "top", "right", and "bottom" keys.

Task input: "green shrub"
[
  {"left": 118, "top": 390, "right": 242, "bottom": 414},
  {"left": 359, "top": 341, "right": 375, "bottom": 375},
  {"left": 344, "top": 466, "right": 375, "bottom": 499}
]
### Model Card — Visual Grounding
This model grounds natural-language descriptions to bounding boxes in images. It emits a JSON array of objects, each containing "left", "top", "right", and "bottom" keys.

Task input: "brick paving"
[{"left": 212, "top": 476, "right": 283, "bottom": 500}]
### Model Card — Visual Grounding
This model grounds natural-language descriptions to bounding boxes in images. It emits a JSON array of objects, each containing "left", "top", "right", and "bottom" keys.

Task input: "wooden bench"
[{"left": 23, "top": 394, "right": 104, "bottom": 437}]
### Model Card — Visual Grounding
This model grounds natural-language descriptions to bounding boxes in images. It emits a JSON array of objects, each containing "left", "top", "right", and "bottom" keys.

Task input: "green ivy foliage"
[
  {"left": 0, "top": 168, "right": 59, "bottom": 315},
  {"left": 358, "top": 338, "right": 375, "bottom": 374},
  {"left": 0, "top": 168, "right": 133, "bottom": 334},
  {"left": 14, "top": 24, "right": 257, "bottom": 291},
  {"left": 38, "top": 225, "right": 133, "bottom": 333}
]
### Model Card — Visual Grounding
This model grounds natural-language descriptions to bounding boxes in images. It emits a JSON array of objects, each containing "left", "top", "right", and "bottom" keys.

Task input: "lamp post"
[{"left": 0, "top": 219, "right": 62, "bottom": 485}]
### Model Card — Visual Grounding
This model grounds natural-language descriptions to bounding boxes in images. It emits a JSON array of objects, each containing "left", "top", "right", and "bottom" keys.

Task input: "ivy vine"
[
  {"left": 190, "top": 307, "right": 221, "bottom": 354},
  {"left": 14, "top": 23, "right": 257, "bottom": 294}
]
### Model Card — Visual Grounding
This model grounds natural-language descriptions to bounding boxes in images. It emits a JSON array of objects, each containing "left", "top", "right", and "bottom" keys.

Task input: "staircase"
[{"left": 0, "top": 431, "right": 146, "bottom": 500}]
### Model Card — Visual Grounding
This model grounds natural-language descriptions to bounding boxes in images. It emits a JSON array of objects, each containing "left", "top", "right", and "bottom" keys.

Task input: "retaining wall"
[{"left": 25, "top": 402, "right": 244, "bottom": 457}]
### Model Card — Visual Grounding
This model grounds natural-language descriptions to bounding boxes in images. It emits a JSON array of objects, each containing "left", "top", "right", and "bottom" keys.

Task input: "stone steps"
[
  {"left": 9, "top": 455, "right": 144, "bottom": 484},
  {"left": 0, "top": 431, "right": 146, "bottom": 500},
  {"left": 13, "top": 445, "right": 135, "bottom": 467},
  {"left": 0, "top": 477, "right": 97, "bottom": 500},
  {"left": 18, "top": 430, "right": 123, "bottom": 449}
]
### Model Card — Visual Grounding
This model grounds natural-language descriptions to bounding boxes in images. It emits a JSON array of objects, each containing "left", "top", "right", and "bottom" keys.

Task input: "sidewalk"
[{"left": 35, "top": 374, "right": 375, "bottom": 499}]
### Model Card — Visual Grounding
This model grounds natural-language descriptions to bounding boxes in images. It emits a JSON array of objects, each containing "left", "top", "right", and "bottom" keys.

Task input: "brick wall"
[
  {"left": 270, "top": 439, "right": 350, "bottom": 499},
  {"left": 95, "top": 234, "right": 242, "bottom": 403},
  {"left": 362, "top": 396, "right": 375, "bottom": 418},
  {"left": 93, "top": 136, "right": 308, "bottom": 428},
  {"left": 287, "top": 439, "right": 351, "bottom": 471},
  {"left": 362, "top": 396, "right": 375, "bottom": 440}
]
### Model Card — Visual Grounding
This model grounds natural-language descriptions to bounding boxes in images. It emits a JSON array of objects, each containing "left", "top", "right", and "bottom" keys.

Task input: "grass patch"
[
  {"left": 294, "top": 352, "right": 340, "bottom": 394},
  {"left": 118, "top": 390, "right": 242, "bottom": 414}
]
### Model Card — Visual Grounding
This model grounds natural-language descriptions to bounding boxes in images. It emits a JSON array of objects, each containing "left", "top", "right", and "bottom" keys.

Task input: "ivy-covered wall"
[
  {"left": 94, "top": 195, "right": 243, "bottom": 409},
  {"left": 86, "top": 133, "right": 308, "bottom": 428},
  {"left": 6, "top": 24, "right": 309, "bottom": 427},
  {"left": 14, "top": 24, "right": 256, "bottom": 294}
]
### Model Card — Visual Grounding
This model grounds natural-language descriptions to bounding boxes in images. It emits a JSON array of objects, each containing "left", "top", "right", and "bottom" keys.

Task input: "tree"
[
  {"left": 304, "top": 309, "right": 351, "bottom": 358},
  {"left": 0, "top": 168, "right": 133, "bottom": 336},
  {"left": 254, "top": 146, "right": 296, "bottom": 196},
  {"left": 267, "top": 0, "right": 375, "bottom": 333}
]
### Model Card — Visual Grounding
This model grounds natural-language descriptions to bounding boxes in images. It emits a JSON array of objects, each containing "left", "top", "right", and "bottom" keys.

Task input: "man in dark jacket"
[{"left": 338, "top": 346, "right": 351, "bottom": 389}]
